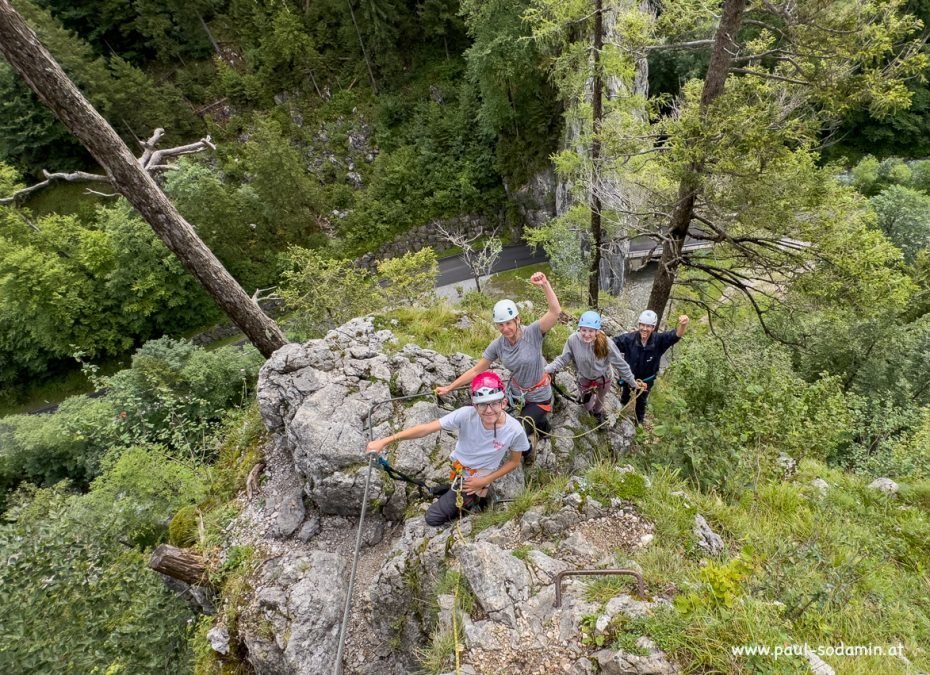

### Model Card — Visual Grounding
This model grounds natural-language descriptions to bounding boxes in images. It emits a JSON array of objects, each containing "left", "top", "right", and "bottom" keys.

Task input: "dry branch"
[{"left": 0, "top": 127, "right": 214, "bottom": 206}]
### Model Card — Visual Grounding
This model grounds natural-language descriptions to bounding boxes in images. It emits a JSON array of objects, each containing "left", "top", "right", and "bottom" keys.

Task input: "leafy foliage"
[
  {"left": 377, "top": 248, "right": 439, "bottom": 306},
  {"left": 107, "top": 337, "right": 262, "bottom": 455},
  {"left": 280, "top": 247, "right": 381, "bottom": 337},
  {"left": 0, "top": 194, "right": 216, "bottom": 389},
  {"left": 0, "top": 0, "right": 201, "bottom": 174},
  {"left": 0, "top": 446, "right": 207, "bottom": 672},
  {"left": 0, "top": 338, "right": 261, "bottom": 503},
  {"left": 649, "top": 328, "right": 851, "bottom": 496}
]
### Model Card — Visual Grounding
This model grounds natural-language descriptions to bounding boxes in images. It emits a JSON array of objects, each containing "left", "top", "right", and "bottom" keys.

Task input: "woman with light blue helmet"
[{"left": 545, "top": 310, "right": 646, "bottom": 423}]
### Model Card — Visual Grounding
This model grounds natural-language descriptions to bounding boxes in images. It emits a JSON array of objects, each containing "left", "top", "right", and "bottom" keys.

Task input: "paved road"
[
  {"left": 437, "top": 235, "right": 707, "bottom": 286},
  {"left": 437, "top": 244, "right": 547, "bottom": 286}
]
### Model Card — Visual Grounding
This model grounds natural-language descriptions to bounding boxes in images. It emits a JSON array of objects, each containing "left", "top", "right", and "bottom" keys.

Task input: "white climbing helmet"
[
  {"left": 492, "top": 299, "right": 519, "bottom": 324},
  {"left": 638, "top": 310, "right": 658, "bottom": 326}
]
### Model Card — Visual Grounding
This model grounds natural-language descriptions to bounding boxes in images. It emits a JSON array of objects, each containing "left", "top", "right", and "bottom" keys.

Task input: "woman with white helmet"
[
  {"left": 545, "top": 311, "right": 645, "bottom": 423},
  {"left": 367, "top": 372, "right": 529, "bottom": 526},
  {"left": 436, "top": 271, "right": 561, "bottom": 465},
  {"left": 612, "top": 309, "right": 690, "bottom": 425}
]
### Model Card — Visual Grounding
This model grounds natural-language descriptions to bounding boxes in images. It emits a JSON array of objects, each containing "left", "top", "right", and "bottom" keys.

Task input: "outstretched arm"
[
  {"left": 676, "top": 315, "right": 690, "bottom": 338},
  {"left": 530, "top": 272, "right": 561, "bottom": 334},
  {"left": 545, "top": 338, "right": 575, "bottom": 374},
  {"left": 607, "top": 340, "right": 642, "bottom": 389},
  {"left": 367, "top": 420, "right": 443, "bottom": 454},
  {"left": 436, "top": 357, "right": 492, "bottom": 397}
]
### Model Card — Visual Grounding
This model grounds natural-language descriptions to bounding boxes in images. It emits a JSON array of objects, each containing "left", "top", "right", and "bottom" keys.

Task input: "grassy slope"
[{"left": 385, "top": 298, "right": 930, "bottom": 674}]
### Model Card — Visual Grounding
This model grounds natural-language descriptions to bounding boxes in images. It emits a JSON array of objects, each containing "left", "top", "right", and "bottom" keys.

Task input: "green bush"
[
  {"left": 0, "top": 446, "right": 207, "bottom": 673},
  {"left": 0, "top": 395, "right": 119, "bottom": 502},
  {"left": 107, "top": 337, "right": 263, "bottom": 454},
  {"left": 649, "top": 329, "right": 851, "bottom": 496},
  {"left": 0, "top": 339, "right": 261, "bottom": 504}
]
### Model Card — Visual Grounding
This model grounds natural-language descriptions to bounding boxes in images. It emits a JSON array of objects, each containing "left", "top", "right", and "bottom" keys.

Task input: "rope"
[
  {"left": 452, "top": 575, "right": 463, "bottom": 674},
  {"left": 516, "top": 383, "right": 643, "bottom": 442}
]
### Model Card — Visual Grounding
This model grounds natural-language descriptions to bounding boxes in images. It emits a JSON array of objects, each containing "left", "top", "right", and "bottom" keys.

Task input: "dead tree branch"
[{"left": 0, "top": 127, "right": 214, "bottom": 206}]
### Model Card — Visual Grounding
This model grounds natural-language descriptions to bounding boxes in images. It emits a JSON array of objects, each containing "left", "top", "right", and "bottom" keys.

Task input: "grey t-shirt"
[
  {"left": 439, "top": 406, "right": 530, "bottom": 470},
  {"left": 545, "top": 332, "right": 637, "bottom": 386},
  {"left": 483, "top": 320, "right": 552, "bottom": 403}
]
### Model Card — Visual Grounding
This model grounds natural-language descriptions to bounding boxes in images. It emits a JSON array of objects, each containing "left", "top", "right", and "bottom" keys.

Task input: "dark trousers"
[
  {"left": 519, "top": 400, "right": 551, "bottom": 440},
  {"left": 620, "top": 383, "right": 650, "bottom": 424},
  {"left": 425, "top": 487, "right": 486, "bottom": 527}
]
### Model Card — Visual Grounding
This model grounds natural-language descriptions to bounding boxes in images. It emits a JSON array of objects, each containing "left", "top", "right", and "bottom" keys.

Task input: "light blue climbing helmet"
[{"left": 578, "top": 310, "right": 602, "bottom": 330}]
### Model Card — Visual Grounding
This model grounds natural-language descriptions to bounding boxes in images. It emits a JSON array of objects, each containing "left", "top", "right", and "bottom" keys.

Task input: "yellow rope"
[
  {"left": 452, "top": 577, "right": 462, "bottom": 674},
  {"left": 516, "top": 384, "right": 643, "bottom": 442}
]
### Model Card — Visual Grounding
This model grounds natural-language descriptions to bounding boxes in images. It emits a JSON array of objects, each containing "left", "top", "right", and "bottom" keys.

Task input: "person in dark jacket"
[{"left": 613, "top": 310, "right": 689, "bottom": 424}]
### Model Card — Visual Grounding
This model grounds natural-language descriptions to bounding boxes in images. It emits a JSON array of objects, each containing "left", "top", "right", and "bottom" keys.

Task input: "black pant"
[
  {"left": 425, "top": 487, "right": 486, "bottom": 527},
  {"left": 519, "top": 400, "right": 551, "bottom": 441},
  {"left": 620, "top": 383, "right": 650, "bottom": 424}
]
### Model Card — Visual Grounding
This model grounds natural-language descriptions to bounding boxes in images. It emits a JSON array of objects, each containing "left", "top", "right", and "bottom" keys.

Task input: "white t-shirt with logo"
[{"left": 439, "top": 406, "right": 530, "bottom": 471}]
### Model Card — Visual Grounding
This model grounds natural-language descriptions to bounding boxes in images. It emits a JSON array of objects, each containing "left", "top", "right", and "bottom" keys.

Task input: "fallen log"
[{"left": 148, "top": 544, "right": 211, "bottom": 587}]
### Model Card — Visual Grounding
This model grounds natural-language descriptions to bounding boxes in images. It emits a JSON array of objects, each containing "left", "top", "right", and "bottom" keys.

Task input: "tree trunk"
[
  {"left": 588, "top": 0, "right": 604, "bottom": 308},
  {"left": 197, "top": 12, "right": 222, "bottom": 56},
  {"left": 0, "top": 0, "right": 288, "bottom": 358},
  {"left": 647, "top": 0, "right": 747, "bottom": 316},
  {"left": 148, "top": 544, "right": 211, "bottom": 586},
  {"left": 346, "top": 0, "right": 378, "bottom": 94}
]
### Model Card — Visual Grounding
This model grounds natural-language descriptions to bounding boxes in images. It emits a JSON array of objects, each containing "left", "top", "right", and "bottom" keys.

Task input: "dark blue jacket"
[{"left": 612, "top": 330, "right": 680, "bottom": 381}]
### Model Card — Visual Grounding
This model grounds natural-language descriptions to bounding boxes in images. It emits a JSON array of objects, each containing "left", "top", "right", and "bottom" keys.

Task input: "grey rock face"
[
  {"left": 810, "top": 478, "right": 830, "bottom": 497},
  {"left": 245, "top": 318, "right": 675, "bottom": 673},
  {"left": 207, "top": 625, "right": 230, "bottom": 655},
  {"left": 269, "top": 484, "right": 305, "bottom": 538},
  {"left": 241, "top": 551, "right": 349, "bottom": 675},
  {"left": 867, "top": 477, "right": 899, "bottom": 495},
  {"left": 595, "top": 636, "right": 679, "bottom": 674},
  {"left": 457, "top": 542, "right": 531, "bottom": 627},
  {"left": 693, "top": 514, "right": 724, "bottom": 556}
]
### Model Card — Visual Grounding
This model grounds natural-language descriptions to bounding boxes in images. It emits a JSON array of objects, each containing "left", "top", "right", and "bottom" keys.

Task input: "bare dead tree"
[
  {"left": 434, "top": 223, "right": 503, "bottom": 293},
  {"left": 0, "top": 0, "right": 288, "bottom": 358},
  {"left": 0, "top": 128, "right": 215, "bottom": 205},
  {"left": 588, "top": 0, "right": 604, "bottom": 308}
]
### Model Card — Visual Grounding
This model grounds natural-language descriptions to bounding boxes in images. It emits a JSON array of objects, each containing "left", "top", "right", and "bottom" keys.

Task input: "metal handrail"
[{"left": 553, "top": 568, "right": 646, "bottom": 608}]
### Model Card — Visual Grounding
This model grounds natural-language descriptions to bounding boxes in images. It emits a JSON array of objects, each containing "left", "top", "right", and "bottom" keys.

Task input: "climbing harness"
[
  {"left": 521, "top": 383, "right": 644, "bottom": 442},
  {"left": 505, "top": 371, "right": 551, "bottom": 411}
]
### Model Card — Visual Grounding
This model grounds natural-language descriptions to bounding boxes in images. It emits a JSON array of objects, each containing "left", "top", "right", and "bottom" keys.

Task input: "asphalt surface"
[
  {"left": 437, "top": 235, "right": 705, "bottom": 286},
  {"left": 437, "top": 244, "right": 547, "bottom": 286}
]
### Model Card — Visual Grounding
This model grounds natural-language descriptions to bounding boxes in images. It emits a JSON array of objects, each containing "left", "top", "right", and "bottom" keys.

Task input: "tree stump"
[{"left": 148, "top": 544, "right": 211, "bottom": 587}]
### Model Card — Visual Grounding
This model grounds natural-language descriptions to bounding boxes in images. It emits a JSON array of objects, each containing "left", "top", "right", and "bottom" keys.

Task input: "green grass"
[
  {"left": 593, "top": 460, "right": 930, "bottom": 673},
  {"left": 377, "top": 301, "right": 498, "bottom": 358},
  {"left": 22, "top": 181, "right": 105, "bottom": 220},
  {"left": 483, "top": 262, "right": 551, "bottom": 298}
]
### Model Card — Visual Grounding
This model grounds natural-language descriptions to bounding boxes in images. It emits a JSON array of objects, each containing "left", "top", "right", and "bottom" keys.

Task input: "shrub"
[
  {"left": 0, "top": 445, "right": 207, "bottom": 673},
  {"left": 107, "top": 337, "right": 262, "bottom": 455},
  {"left": 649, "top": 330, "right": 851, "bottom": 496}
]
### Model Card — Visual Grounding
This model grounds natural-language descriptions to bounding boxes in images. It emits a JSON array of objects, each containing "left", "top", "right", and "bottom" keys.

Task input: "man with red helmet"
[{"left": 367, "top": 372, "right": 529, "bottom": 526}]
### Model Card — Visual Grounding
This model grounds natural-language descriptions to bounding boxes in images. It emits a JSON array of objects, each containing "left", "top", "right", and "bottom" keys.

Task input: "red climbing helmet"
[{"left": 471, "top": 371, "right": 505, "bottom": 404}]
